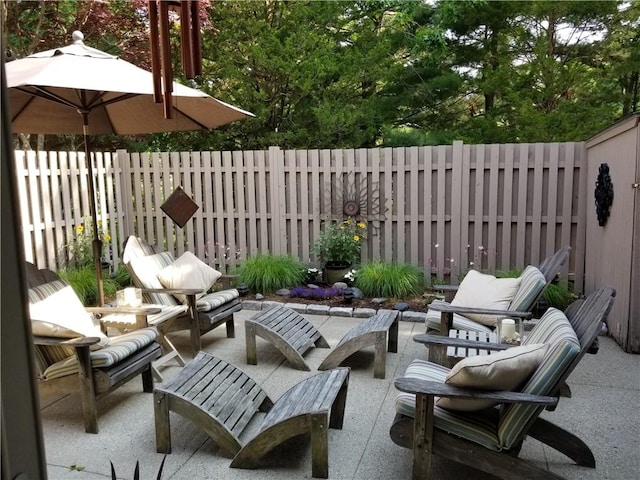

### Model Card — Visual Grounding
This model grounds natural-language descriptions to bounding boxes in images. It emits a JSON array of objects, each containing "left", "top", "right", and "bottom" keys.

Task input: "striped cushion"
[
  {"left": 33, "top": 344, "right": 75, "bottom": 378},
  {"left": 523, "top": 308, "right": 575, "bottom": 345},
  {"left": 509, "top": 266, "right": 546, "bottom": 312},
  {"left": 127, "top": 252, "right": 177, "bottom": 306},
  {"left": 196, "top": 289, "right": 240, "bottom": 311},
  {"left": 395, "top": 359, "right": 449, "bottom": 417},
  {"left": 425, "top": 307, "right": 494, "bottom": 334},
  {"left": 41, "top": 327, "right": 158, "bottom": 380},
  {"left": 395, "top": 359, "right": 501, "bottom": 450},
  {"left": 498, "top": 310, "right": 579, "bottom": 449}
]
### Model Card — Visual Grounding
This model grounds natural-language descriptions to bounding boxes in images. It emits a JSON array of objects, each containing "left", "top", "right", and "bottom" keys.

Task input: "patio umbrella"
[{"left": 6, "top": 31, "right": 253, "bottom": 305}]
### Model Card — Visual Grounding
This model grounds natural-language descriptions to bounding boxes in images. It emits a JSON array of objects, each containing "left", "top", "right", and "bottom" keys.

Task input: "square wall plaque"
[{"left": 160, "top": 186, "right": 199, "bottom": 228}]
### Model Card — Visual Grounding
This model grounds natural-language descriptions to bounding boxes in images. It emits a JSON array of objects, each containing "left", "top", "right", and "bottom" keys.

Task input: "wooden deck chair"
[
  {"left": 26, "top": 263, "right": 165, "bottom": 433},
  {"left": 122, "top": 236, "right": 242, "bottom": 354},
  {"left": 390, "top": 287, "right": 615, "bottom": 480},
  {"left": 425, "top": 246, "right": 571, "bottom": 337}
]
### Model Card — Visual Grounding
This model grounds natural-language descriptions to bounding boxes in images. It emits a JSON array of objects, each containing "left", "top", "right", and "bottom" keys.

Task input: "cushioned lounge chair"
[
  {"left": 424, "top": 247, "right": 571, "bottom": 363},
  {"left": 26, "top": 263, "right": 164, "bottom": 433},
  {"left": 390, "top": 287, "right": 615, "bottom": 480},
  {"left": 122, "top": 236, "right": 242, "bottom": 354}
]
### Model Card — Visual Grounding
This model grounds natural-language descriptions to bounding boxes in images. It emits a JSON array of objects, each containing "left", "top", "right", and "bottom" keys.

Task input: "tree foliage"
[{"left": 2, "top": 0, "right": 638, "bottom": 151}]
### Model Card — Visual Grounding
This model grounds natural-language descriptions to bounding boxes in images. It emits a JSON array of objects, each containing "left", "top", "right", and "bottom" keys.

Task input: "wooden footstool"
[
  {"left": 317, "top": 310, "right": 399, "bottom": 378},
  {"left": 154, "top": 352, "right": 349, "bottom": 479},
  {"left": 245, "top": 305, "right": 330, "bottom": 370}
]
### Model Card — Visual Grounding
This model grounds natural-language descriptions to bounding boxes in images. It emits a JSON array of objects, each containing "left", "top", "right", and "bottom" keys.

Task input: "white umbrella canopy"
[
  {"left": 6, "top": 31, "right": 253, "bottom": 305},
  {"left": 7, "top": 32, "right": 252, "bottom": 134}
]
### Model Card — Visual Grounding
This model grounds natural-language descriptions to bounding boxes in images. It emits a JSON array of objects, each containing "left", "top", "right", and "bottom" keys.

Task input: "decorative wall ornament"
[
  {"left": 594, "top": 163, "right": 614, "bottom": 227},
  {"left": 324, "top": 172, "right": 382, "bottom": 232},
  {"left": 160, "top": 186, "right": 199, "bottom": 228}
]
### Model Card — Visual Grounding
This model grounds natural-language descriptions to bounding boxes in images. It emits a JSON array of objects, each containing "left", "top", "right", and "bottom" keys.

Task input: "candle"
[
  {"left": 501, "top": 319, "right": 516, "bottom": 340},
  {"left": 124, "top": 287, "right": 141, "bottom": 307}
]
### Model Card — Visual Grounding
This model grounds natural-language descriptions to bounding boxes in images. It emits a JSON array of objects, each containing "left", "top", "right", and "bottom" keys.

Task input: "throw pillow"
[
  {"left": 436, "top": 343, "right": 548, "bottom": 411},
  {"left": 157, "top": 251, "right": 222, "bottom": 304},
  {"left": 29, "top": 284, "right": 108, "bottom": 346},
  {"left": 451, "top": 270, "right": 522, "bottom": 326}
]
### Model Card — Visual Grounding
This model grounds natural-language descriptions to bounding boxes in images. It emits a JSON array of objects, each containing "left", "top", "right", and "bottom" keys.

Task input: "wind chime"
[
  {"left": 148, "top": 0, "right": 203, "bottom": 119},
  {"left": 147, "top": 1, "right": 204, "bottom": 228}
]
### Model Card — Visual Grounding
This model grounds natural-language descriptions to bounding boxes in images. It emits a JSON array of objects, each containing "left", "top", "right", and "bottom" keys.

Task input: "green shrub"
[
  {"left": 237, "top": 254, "right": 307, "bottom": 294},
  {"left": 59, "top": 266, "right": 121, "bottom": 306},
  {"left": 542, "top": 281, "right": 576, "bottom": 311},
  {"left": 111, "top": 264, "right": 132, "bottom": 288},
  {"left": 354, "top": 261, "right": 424, "bottom": 298}
]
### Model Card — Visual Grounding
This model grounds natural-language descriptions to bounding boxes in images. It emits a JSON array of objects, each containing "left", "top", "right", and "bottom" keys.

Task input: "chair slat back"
[
  {"left": 498, "top": 287, "right": 614, "bottom": 449},
  {"left": 538, "top": 246, "right": 571, "bottom": 283}
]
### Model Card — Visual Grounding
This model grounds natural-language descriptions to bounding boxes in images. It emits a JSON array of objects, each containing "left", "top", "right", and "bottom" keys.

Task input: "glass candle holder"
[{"left": 116, "top": 288, "right": 142, "bottom": 307}]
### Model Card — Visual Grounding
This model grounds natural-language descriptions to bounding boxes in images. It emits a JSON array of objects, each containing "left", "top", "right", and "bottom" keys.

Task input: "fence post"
[
  {"left": 116, "top": 149, "right": 135, "bottom": 240},
  {"left": 450, "top": 140, "right": 464, "bottom": 285},
  {"left": 268, "top": 146, "right": 286, "bottom": 255}
]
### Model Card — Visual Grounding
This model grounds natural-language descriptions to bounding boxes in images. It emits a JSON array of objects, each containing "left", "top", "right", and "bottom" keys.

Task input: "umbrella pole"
[{"left": 82, "top": 114, "right": 105, "bottom": 306}]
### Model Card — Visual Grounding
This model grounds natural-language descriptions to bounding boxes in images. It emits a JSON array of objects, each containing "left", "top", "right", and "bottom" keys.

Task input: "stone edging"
[
  {"left": 240, "top": 299, "right": 538, "bottom": 331},
  {"left": 241, "top": 299, "right": 427, "bottom": 323}
]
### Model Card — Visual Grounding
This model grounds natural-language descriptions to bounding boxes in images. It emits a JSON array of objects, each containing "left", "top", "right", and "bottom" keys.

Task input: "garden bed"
[{"left": 256, "top": 290, "right": 436, "bottom": 313}]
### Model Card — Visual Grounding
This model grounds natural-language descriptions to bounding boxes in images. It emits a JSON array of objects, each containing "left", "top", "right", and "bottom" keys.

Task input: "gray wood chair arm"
[
  {"left": 33, "top": 335, "right": 101, "bottom": 348},
  {"left": 413, "top": 333, "right": 509, "bottom": 351},
  {"left": 428, "top": 300, "right": 533, "bottom": 319},
  {"left": 86, "top": 306, "right": 162, "bottom": 316},
  {"left": 394, "top": 378, "right": 558, "bottom": 407},
  {"left": 433, "top": 285, "right": 458, "bottom": 292},
  {"left": 432, "top": 285, "right": 458, "bottom": 302},
  {"left": 141, "top": 287, "right": 203, "bottom": 295}
]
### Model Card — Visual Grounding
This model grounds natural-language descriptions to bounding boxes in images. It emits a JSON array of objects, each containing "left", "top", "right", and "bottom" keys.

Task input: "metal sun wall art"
[
  {"left": 594, "top": 163, "right": 614, "bottom": 227},
  {"left": 325, "top": 173, "right": 382, "bottom": 232}
]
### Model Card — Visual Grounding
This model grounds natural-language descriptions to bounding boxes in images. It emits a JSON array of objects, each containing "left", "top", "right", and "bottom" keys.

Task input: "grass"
[
  {"left": 237, "top": 254, "right": 307, "bottom": 294},
  {"left": 542, "top": 281, "right": 576, "bottom": 311},
  {"left": 354, "top": 261, "right": 424, "bottom": 298},
  {"left": 59, "top": 264, "right": 131, "bottom": 305}
]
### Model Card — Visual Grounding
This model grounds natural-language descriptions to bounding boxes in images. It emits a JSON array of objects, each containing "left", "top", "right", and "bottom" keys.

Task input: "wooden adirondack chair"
[
  {"left": 426, "top": 246, "right": 571, "bottom": 335},
  {"left": 390, "top": 287, "right": 615, "bottom": 480},
  {"left": 26, "top": 263, "right": 164, "bottom": 433},
  {"left": 122, "top": 236, "right": 242, "bottom": 354}
]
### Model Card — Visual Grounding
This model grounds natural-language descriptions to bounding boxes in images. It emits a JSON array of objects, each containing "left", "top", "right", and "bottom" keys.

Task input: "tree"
[{"left": 182, "top": 0, "right": 407, "bottom": 150}]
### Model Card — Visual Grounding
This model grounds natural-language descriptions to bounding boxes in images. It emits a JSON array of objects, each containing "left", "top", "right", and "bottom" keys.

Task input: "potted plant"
[{"left": 312, "top": 218, "right": 367, "bottom": 283}]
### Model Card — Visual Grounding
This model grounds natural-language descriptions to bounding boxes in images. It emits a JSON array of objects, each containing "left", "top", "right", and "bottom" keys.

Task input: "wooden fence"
[{"left": 15, "top": 140, "right": 587, "bottom": 290}]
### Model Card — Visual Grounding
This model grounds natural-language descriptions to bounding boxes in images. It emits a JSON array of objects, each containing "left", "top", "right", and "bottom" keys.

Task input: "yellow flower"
[
  {"left": 103, "top": 234, "right": 111, "bottom": 242},
  {"left": 353, "top": 235, "right": 360, "bottom": 242},
  {"left": 357, "top": 222, "right": 366, "bottom": 229},
  {"left": 76, "top": 225, "right": 84, "bottom": 233}
]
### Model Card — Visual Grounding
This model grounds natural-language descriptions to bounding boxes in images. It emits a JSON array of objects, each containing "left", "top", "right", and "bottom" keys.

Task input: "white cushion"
[
  {"left": 436, "top": 343, "right": 548, "bottom": 411},
  {"left": 157, "top": 251, "right": 222, "bottom": 304},
  {"left": 451, "top": 270, "right": 522, "bottom": 326},
  {"left": 29, "top": 285, "right": 108, "bottom": 346}
]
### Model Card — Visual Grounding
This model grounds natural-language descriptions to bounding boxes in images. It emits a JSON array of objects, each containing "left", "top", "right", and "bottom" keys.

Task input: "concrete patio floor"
[{"left": 38, "top": 309, "right": 639, "bottom": 479}]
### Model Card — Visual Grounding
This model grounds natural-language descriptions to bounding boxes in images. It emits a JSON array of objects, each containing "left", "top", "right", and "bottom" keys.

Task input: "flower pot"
[{"left": 323, "top": 264, "right": 351, "bottom": 284}]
